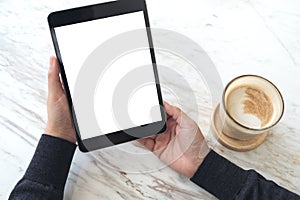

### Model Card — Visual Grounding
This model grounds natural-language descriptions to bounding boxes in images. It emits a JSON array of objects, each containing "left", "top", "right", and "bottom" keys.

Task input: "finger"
[
  {"left": 165, "top": 103, "right": 194, "bottom": 129},
  {"left": 48, "top": 56, "right": 64, "bottom": 98},
  {"left": 163, "top": 101, "right": 171, "bottom": 119},
  {"left": 167, "top": 117, "right": 177, "bottom": 137},
  {"left": 163, "top": 101, "right": 169, "bottom": 108},
  {"left": 167, "top": 117, "right": 177, "bottom": 127},
  {"left": 137, "top": 138, "right": 155, "bottom": 151},
  {"left": 164, "top": 102, "right": 182, "bottom": 123},
  {"left": 153, "top": 131, "right": 171, "bottom": 152}
]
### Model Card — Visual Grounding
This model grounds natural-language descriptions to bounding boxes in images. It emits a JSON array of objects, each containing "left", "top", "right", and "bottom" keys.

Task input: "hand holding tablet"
[{"left": 48, "top": 0, "right": 166, "bottom": 152}]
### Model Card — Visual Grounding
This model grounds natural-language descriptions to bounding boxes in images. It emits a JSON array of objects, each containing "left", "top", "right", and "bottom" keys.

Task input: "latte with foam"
[
  {"left": 226, "top": 85, "right": 274, "bottom": 129},
  {"left": 219, "top": 75, "right": 284, "bottom": 140}
]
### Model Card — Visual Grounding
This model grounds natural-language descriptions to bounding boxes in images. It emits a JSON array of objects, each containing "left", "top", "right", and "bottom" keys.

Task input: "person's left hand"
[{"left": 45, "top": 56, "right": 76, "bottom": 143}]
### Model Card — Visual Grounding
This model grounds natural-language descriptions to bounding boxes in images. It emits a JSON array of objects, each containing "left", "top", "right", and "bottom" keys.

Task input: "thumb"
[
  {"left": 164, "top": 102, "right": 194, "bottom": 128},
  {"left": 48, "top": 56, "right": 64, "bottom": 99},
  {"left": 164, "top": 102, "right": 182, "bottom": 123}
]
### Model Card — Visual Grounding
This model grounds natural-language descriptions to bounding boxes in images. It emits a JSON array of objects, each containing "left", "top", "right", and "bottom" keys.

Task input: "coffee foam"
[{"left": 226, "top": 86, "right": 274, "bottom": 129}]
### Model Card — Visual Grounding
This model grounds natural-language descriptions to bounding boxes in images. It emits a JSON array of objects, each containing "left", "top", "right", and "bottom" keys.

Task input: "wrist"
[
  {"left": 45, "top": 130, "right": 76, "bottom": 144},
  {"left": 190, "top": 146, "right": 211, "bottom": 178}
]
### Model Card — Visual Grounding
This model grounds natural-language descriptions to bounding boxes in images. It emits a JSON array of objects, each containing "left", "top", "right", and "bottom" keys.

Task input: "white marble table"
[{"left": 1, "top": 0, "right": 300, "bottom": 199}]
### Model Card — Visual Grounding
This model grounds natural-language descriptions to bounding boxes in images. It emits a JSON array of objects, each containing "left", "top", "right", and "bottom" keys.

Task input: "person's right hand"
[{"left": 139, "top": 102, "right": 210, "bottom": 178}]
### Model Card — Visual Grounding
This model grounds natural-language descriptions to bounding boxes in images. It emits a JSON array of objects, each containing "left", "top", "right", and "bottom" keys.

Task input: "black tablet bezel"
[{"left": 48, "top": 0, "right": 166, "bottom": 152}]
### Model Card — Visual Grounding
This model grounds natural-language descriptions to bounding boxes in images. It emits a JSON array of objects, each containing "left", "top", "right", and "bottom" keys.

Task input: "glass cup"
[{"left": 219, "top": 75, "right": 284, "bottom": 140}]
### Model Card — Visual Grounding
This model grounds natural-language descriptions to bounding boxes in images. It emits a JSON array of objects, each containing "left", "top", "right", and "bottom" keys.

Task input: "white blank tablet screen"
[{"left": 54, "top": 11, "right": 161, "bottom": 140}]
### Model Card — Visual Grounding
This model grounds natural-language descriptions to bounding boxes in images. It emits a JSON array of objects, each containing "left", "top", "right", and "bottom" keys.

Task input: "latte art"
[
  {"left": 243, "top": 87, "right": 273, "bottom": 127},
  {"left": 226, "top": 85, "right": 275, "bottom": 129}
]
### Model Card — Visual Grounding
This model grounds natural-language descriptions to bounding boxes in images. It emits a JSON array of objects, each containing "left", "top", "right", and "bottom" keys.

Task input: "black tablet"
[{"left": 48, "top": 0, "right": 166, "bottom": 152}]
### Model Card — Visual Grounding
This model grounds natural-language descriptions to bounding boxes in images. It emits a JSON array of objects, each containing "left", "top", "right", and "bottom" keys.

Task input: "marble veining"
[{"left": 1, "top": 0, "right": 300, "bottom": 199}]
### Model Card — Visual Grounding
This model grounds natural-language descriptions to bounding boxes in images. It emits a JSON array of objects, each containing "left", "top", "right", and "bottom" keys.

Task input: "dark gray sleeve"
[
  {"left": 190, "top": 150, "right": 300, "bottom": 200},
  {"left": 9, "top": 134, "right": 76, "bottom": 200}
]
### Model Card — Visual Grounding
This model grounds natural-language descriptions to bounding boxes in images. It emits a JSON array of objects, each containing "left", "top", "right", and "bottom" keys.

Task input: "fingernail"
[{"left": 50, "top": 56, "right": 54, "bottom": 66}]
